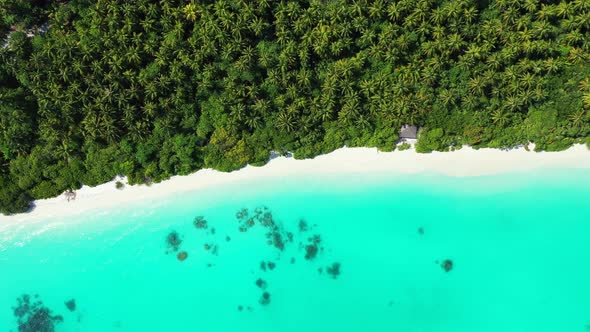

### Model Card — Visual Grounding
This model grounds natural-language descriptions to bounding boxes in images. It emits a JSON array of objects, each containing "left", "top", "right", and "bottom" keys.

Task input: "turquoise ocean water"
[{"left": 1, "top": 169, "right": 590, "bottom": 331}]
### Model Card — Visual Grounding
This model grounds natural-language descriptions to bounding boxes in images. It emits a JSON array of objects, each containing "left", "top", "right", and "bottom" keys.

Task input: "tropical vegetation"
[{"left": 1, "top": 0, "right": 590, "bottom": 214}]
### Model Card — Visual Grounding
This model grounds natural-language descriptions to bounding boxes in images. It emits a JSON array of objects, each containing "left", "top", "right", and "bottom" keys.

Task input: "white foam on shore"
[{"left": 1, "top": 144, "right": 589, "bottom": 223}]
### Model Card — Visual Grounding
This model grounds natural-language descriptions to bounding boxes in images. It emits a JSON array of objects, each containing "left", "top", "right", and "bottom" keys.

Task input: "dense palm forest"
[{"left": 1, "top": 0, "right": 590, "bottom": 214}]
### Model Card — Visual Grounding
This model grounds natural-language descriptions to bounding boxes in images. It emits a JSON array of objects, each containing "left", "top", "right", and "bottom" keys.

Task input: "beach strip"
[{"left": 1, "top": 145, "right": 589, "bottom": 223}]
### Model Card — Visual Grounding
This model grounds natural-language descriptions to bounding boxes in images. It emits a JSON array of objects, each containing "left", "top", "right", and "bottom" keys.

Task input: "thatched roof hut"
[{"left": 399, "top": 125, "right": 418, "bottom": 140}]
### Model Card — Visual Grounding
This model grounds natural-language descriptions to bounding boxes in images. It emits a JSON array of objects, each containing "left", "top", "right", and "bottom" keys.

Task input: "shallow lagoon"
[{"left": 2, "top": 170, "right": 590, "bottom": 331}]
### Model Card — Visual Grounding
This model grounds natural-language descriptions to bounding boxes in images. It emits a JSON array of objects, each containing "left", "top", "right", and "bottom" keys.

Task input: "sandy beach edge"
[{"left": 1, "top": 144, "right": 589, "bottom": 223}]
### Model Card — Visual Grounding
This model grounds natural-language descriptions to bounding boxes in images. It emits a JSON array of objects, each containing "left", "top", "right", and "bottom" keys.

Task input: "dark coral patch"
[
  {"left": 13, "top": 294, "right": 63, "bottom": 332},
  {"left": 305, "top": 245, "right": 318, "bottom": 260},
  {"left": 193, "top": 216, "right": 208, "bottom": 229},
  {"left": 441, "top": 259, "right": 453, "bottom": 272},
  {"left": 236, "top": 208, "right": 248, "bottom": 220},
  {"left": 255, "top": 278, "right": 268, "bottom": 289},
  {"left": 298, "top": 219, "right": 309, "bottom": 232},
  {"left": 326, "top": 262, "right": 341, "bottom": 279},
  {"left": 259, "top": 292, "right": 271, "bottom": 306},
  {"left": 64, "top": 299, "right": 76, "bottom": 312},
  {"left": 304, "top": 235, "right": 322, "bottom": 260},
  {"left": 166, "top": 231, "right": 182, "bottom": 252}
]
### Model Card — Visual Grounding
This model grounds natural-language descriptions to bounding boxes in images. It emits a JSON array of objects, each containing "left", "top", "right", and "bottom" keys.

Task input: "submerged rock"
[
  {"left": 267, "top": 261, "right": 276, "bottom": 270},
  {"left": 441, "top": 259, "right": 453, "bottom": 272},
  {"left": 177, "top": 251, "right": 188, "bottom": 261},
  {"left": 418, "top": 227, "right": 424, "bottom": 235},
  {"left": 64, "top": 299, "right": 76, "bottom": 312}
]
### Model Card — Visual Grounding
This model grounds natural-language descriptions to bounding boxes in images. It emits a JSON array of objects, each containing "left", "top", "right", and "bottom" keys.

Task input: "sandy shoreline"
[{"left": 1, "top": 144, "right": 589, "bottom": 223}]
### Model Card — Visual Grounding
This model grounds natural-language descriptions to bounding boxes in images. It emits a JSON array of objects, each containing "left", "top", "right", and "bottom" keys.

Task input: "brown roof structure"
[{"left": 399, "top": 125, "right": 418, "bottom": 139}]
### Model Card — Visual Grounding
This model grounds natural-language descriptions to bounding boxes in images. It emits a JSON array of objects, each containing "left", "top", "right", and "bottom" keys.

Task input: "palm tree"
[
  {"left": 101, "top": 115, "right": 119, "bottom": 143},
  {"left": 582, "top": 92, "right": 590, "bottom": 109},
  {"left": 296, "top": 68, "right": 311, "bottom": 89},
  {"left": 230, "top": 103, "right": 246, "bottom": 124},
  {"left": 520, "top": 73, "right": 535, "bottom": 89},
  {"left": 504, "top": 95, "right": 521, "bottom": 112},
  {"left": 543, "top": 58, "right": 560, "bottom": 74},
  {"left": 491, "top": 108, "right": 510, "bottom": 127},
  {"left": 523, "top": 0, "right": 538, "bottom": 12},
  {"left": 569, "top": 110, "right": 586, "bottom": 127},
  {"left": 55, "top": 138, "right": 75, "bottom": 162},
  {"left": 421, "top": 67, "right": 437, "bottom": 87},
  {"left": 388, "top": 4, "right": 404, "bottom": 23},
  {"left": 183, "top": 3, "right": 198, "bottom": 22},
  {"left": 565, "top": 30, "right": 584, "bottom": 46},
  {"left": 245, "top": 111, "right": 262, "bottom": 130},
  {"left": 463, "top": 7, "right": 477, "bottom": 24},
  {"left": 536, "top": 4, "right": 555, "bottom": 21},
  {"left": 439, "top": 89, "right": 456, "bottom": 107},
  {"left": 468, "top": 76, "right": 486, "bottom": 96},
  {"left": 578, "top": 77, "right": 590, "bottom": 92},
  {"left": 532, "top": 85, "right": 547, "bottom": 102},
  {"left": 461, "top": 95, "right": 479, "bottom": 110},
  {"left": 447, "top": 33, "right": 464, "bottom": 54},
  {"left": 355, "top": 114, "right": 371, "bottom": 130},
  {"left": 555, "top": 2, "right": 572, "bottom": 18},
  {"left": 368, "top": 0, "right": 385, "bottom": 19},
  {"left": 568, "top": 48, "right": 587, "bottom": 65},
  {"left": 338, "top": 101, "right": 360, "bottom": 126},
  {"left": 275, "top": 111, "right": 296, "bottom": 133}
]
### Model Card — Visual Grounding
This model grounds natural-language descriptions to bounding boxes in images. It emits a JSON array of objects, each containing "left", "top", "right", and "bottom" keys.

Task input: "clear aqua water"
[{"left": 2, "top": 170, "right": 590, "bottom": 331}]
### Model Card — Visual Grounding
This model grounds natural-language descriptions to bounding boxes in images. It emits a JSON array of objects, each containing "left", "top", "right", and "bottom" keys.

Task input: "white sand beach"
[{"left": 1, "top": 144, "right": 590, "bottom": 223}]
